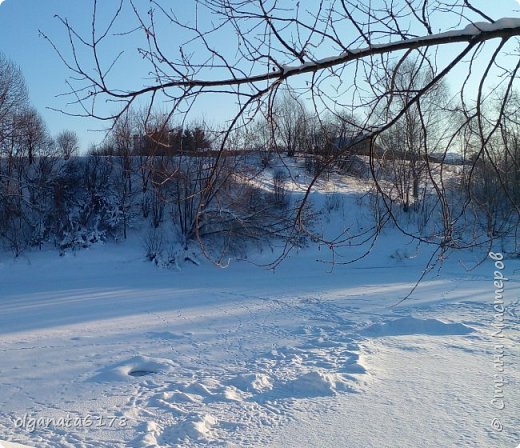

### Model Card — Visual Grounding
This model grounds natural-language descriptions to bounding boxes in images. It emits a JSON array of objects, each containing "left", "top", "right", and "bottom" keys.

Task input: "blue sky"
[
  {"left": 0, "top": 0, "right": 122, "bottom": 149},
  {"left": 0, "top": 0, "right": 213, "bottom": 150},
  {"left": 0, "top": 0, "right": 519, "bottom": 151}
]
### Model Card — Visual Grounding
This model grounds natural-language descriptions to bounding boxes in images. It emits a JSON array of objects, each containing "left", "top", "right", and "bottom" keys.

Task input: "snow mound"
[
  {"left": 222, "top": 386, "right": 246, "bottom": 402},
  {"left": 140, "top": 421, "right": 161, "bottom": 447},
  {"left": 362, "top": 316, "right": 474, "bottom": 337},
  {"left": 182, "top": 382, "right": 216, "bottom": 398},
  {"left": 90, "top": 355, "right": 176, "bottom": 382},
  {"left": 163, "top": 390, "right": 202, "bottom": 404},
  {"left": 0, "top": 441, "right": 35, "bottom": 448},
  {"left": 146, "top": 331, "right": 186, "bottom": 340},
  {"left": 162, "top": 414, "right": 218, "bottom": 444},
  {"left": 189, "top": 414, "right": 217, "bottom": 438},
  {"left": 230, "top": 373, "right": 273, "bottom": 393},
  {"left": 285, "top": 371, "right": 338, "bottom": 397}
]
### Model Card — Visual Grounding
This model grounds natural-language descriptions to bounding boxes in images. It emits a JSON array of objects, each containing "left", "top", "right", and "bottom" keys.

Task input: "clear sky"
[
  {"left": 0, "top": 0, "right": 111, "bottom": 149},
  {"left": 0, "top": 0, "right": 519, "bottom": 151},
  {"left": 0, "top": 0, "right": 214, "bottom": 150}
]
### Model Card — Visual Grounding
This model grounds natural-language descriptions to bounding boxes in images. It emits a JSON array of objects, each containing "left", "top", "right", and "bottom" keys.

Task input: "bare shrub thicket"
[{"left": 460, "top": 90, "right": 520, "bottom": 245}]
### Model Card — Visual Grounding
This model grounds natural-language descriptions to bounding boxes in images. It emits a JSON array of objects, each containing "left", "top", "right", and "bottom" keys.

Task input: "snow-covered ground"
[{"left": 0, "top": 175, "right": 519, "bottom": 448}]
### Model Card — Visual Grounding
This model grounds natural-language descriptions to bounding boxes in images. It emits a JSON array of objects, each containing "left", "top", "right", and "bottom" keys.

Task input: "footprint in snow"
[{"left": 89, "top": 355, "right": 176, "bottom": 382}]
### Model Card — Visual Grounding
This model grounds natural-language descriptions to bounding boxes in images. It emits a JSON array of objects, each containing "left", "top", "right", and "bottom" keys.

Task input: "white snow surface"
[{"left": 0, "top": 174, "right": 519, "bottom": 447}]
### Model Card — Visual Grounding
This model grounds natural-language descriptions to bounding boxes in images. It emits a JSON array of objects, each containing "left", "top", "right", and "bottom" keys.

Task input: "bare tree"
[
  {"left": 56, "top": 130, "right": 79, "bottom": 160},
  {"left": 106, "top": 110, "right": 137, "bottom": 239},
  {"left": 0, "top": 52, "right": 28, "bottom": 151},
  {"left": 0, "top": 55, "right": 55, "bottom": 256},
  {"left": 377, "top": 60, "right": 449, "bottom": 212},
  {"left": 273, "top": 92, "right": 309, "bottom": 157},
  {"left": 16, "top": 107, "right": 52, "bottom": 165},
  {"left": 461, "top": 89, "right": 520, "bottom": 241}
]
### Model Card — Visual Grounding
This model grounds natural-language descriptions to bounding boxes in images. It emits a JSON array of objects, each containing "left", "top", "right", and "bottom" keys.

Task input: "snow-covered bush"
[{"left": 143, "top": 229, "right": 164, "bottom": 264}]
